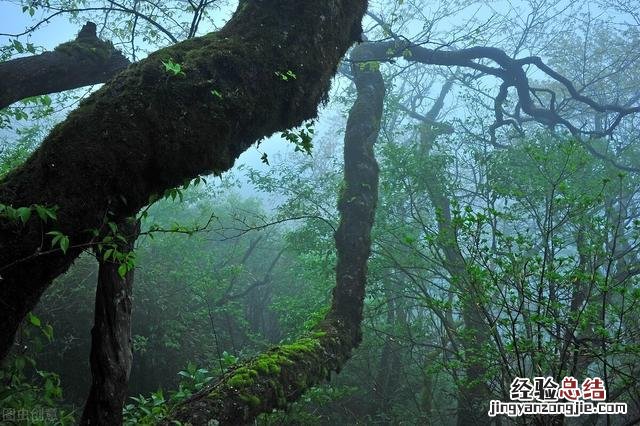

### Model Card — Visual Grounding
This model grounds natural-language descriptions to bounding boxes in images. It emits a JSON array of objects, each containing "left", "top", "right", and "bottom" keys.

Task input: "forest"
[{"left": 1, "top": 0, "right": 640, "bottom": 425}]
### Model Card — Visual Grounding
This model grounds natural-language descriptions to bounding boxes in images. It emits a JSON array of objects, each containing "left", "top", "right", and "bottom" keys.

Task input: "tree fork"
[{"left": 0, "top": 0, "right": 368, "bottom": 361}]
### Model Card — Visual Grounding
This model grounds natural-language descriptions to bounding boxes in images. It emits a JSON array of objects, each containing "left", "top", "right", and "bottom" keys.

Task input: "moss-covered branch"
[
  {"left": 0, "top": 0, "right": 368, "bottom": 361},
  {"left": 0, "top": 22, "right": 130, "bottom": 109},
  {"left": 162, "top": 43, "right": 385, "bottom": 426}
]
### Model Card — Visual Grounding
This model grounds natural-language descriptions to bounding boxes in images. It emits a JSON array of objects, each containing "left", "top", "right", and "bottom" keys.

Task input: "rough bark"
[
  {"left": 0, "top": 0, "right": 368, "bottom": 361},
  {"left": 80, "top": 219, "right": 139, "bottom": 426},
  {"left": 0, "top": 22, "right": 129, "bottom": 109},
  {"left": 161, "top": 42, "right": 384, "bottom": 426}
]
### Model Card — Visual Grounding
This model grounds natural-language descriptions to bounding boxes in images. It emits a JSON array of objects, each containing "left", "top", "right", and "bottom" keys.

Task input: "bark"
[
  {"left": 161, "top": 42, "right": 384, "bottom": 426},
  {"left": 80, "top": 219, "right": 139, "bottom": 426},
  {"left": 0, "top": 22, "right": 129, "bottom": 109},
  {"left": 0, "top": 0, "right": 368, "bottom": 361}
]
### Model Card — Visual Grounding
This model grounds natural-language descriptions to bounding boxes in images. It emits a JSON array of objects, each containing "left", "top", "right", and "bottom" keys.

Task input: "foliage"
[
  {"left": 0, "top": 316, "right": 75, "bottom": 425},
  {"left": 3, "top": 0, "right": 640, "bottom": 424}
]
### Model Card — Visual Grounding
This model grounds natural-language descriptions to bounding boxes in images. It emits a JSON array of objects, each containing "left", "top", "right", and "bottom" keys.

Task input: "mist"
[{"left": 1, "top": 0, "right": 639, "bottom": 425}]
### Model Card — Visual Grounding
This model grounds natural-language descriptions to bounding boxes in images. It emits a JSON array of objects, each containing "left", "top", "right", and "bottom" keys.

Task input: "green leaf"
[
  {"left": 108, "top": 221, "right": 118, "bottom": 234},
  {"left": 42, "top": 324, "right": 54, "bottom": 341},
  {"left": 118, "top": 263, "right": 128, "bottom": 278},
  {"left": 103, "top": 248, "right": 114, "bottom": 261},
  {"left": 12, "top": 40, "right": 24, "bottom": 53},
  {"left": 161, "top": 58, "right": 185, "bottom": 76},
  {"left": 59, "top": 236, "right": 69, "bottom": 254},
  {"left": 17, "top": 207, "right": 31, "bottom": 224},
  {"left": 28, "top": 312, "right": 41, "bottom": 327},
  {"left": 35, "top": 205, "right": 57, "bottom": 222}
]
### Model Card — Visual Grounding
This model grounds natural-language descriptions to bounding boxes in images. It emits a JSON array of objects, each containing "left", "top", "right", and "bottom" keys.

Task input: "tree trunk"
[
  {"left": 0, "top": 22, "right": 129, "bottom": 109},
  {"left": 0, "top": 0, "right": 368, "bottom": 361},
  {"left": 416, "top": 124, "right": 492, "bottom": 426},
  {"left": 161, "top": 42, "right": 384, "bottom": 426},
  {"left": 80, "top": 219, "right": 139, "bottom": 425}
]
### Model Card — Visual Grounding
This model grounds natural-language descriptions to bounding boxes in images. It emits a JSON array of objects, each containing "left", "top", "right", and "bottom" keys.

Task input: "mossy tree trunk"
[
  {"left": 0, "top": 0, "right": 368, "bottom": 361},
  {"left": 80, "top": 219, "right": 139, "bottom": 426},
  {"left": 162, "top": 42, "right": 385, "bottom": 426},
  {"left": 1, "top": 22, "right": 139, "bottom": 424},
  {"left": 0, "top": 22, "right": 129, "bottom": 109}
]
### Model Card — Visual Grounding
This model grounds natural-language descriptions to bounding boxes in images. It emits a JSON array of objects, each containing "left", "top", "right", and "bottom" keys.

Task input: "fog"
[{"left": 1, "top": 0, "right": 639, "bottom": 425}]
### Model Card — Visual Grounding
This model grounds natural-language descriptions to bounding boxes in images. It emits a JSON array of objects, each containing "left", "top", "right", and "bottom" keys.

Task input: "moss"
[
  {"left": 2, "top": 0, "right": 371, "bottom": 421},
  {"left": 249, "top": 333, "right": 326, "bottom": 377},
  {"left": 295, "top": 373, "right": 310, "bottom": 388},
  {"left": 227, "top": 367, "right": 258, "bottom": 388},
  {"left": 208, "top": 389, "right": 222, "bottom": 399},
  {"left": 238, "top": 394, "right": 261, "bottom": 407},
  {"left": 254, "top": 357, "right": 282, "bottom": 375},
  {"left": 278, "top": 337, "right": 321, "bottom": 354},
  {"left": 54, "top": 39, "right": 116, "bottom": 62}
]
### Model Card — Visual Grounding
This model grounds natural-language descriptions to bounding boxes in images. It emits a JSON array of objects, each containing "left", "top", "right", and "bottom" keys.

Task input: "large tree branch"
[
  {"left": 162, "top": 41, "right": 384, "bottom": 425},
  {"left": 364, "top": 41, "right": 639, "bottom": 134},
  {"left": 0, "top": 0, "right": 368, "bottom": 361},
  {"left": 355, "top": 19, "right": 640, "bottom": 170},
  {"left": 0, "top": 22, "right": 130, "bottom": 109}
]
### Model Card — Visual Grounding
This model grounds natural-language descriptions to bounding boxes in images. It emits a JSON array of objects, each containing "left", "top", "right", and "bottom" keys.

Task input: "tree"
[
  {"left": 1, "top": 1, "right": 378, "bottom": 424},
  {"left": 0, "top": 0, "right": 368, "bottom": 361},
  {"left": 3, "top": 0, "right": 640, "bottom": 424}
]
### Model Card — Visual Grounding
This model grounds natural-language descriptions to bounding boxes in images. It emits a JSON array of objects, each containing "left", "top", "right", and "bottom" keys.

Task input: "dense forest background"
[{"left": 1, "top": 0, "right": 640, "bottom": 424}]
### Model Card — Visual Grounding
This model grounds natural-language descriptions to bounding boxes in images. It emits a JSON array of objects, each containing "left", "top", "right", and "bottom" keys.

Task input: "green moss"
[
  {"left": 239, "top": 394, "right": 261, "bottom": 407},
  {"left": 227, "top": 367, "right": 258, "bottom": 388},
  {"left": 54, "top": 39, "right": 115, "bottom": 62},
  {"left": 249, "top": 333, "right": 325, "bottom": 378},
  {"left": 276, "top": 337, "right": 321, "bottom": 357},
  {"left": 255, "top": 357, "right": 282, "bottom": 375}
]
